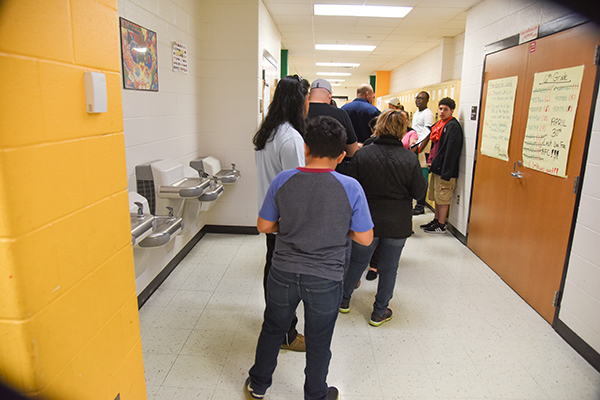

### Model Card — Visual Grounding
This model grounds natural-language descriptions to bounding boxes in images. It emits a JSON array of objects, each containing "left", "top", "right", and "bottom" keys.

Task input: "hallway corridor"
[{"left": 139, "top": 212, "right": 600, "bottom": 399}]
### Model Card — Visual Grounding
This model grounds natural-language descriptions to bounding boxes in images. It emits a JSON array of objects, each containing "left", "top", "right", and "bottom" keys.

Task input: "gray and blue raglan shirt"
[{"left": 259, "top": 167, "right": 373, "bottom": 282}]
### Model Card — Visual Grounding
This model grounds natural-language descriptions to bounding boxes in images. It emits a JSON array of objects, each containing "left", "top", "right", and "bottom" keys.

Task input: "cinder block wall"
[{"left": 0, "top": 1, "right": 146, "bottom": 399}]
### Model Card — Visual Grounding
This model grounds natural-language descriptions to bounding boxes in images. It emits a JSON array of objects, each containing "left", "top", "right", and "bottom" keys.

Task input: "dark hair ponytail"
[{"left": 252, "top": 75, "right": 309, "bottom": 150}]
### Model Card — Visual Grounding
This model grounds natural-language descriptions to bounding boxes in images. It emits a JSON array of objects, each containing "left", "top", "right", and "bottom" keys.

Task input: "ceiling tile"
[
  {"left": 263, "top": 0, "right": 473, "bottom": 89},
  {"left": 265, "top": 2, "right": 312, "bottom": 15}
]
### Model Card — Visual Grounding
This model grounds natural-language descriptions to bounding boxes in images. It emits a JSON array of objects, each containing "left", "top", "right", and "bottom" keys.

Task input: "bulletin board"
[{"left": 467, "top": 21, "right": 600, "bottom": 323}]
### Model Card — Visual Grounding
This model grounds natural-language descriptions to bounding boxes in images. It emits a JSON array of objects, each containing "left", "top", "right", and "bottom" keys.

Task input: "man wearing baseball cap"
[
  {"left": 307, "top": 78, "right": 359, "bottom": 159},
  {"left": 388, "top": 97, "right": 404, "bottom": 111}
]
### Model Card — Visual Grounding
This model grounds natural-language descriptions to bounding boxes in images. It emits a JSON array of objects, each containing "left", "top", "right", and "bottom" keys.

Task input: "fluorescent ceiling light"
[
  {"left": 316, "top": 44, "right": 376, "bottom": 51},
  {"left": 316, "top": 62, "right": 360, "bottom": 68},
  {"left": 317, "top": 72, "right": 351, "bottom": 76},
  {"left": 315, "top": 4, "right": 412, "bottom": 18},
  {"left": 326, "top": 79, "right": 345, "bottom": 82}
]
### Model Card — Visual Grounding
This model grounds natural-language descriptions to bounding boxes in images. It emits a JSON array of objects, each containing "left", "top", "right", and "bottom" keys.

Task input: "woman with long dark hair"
[
  {"left": 339, "top": 109, "right": 427, "bottom": 326},
  {"left": 254, "top": 74, "right": 310, "bottom": 351}
]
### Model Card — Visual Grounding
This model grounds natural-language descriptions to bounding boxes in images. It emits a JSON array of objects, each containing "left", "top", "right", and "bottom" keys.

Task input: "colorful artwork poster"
[
  {"left": 522, "top": 65, "right": 584, "bottom": 177},
  {"left": 481, "top": 76, "right": 518, "bottom": 161},
  {"left": 120, "top": 18, "right": 158, "bottom": 91}
]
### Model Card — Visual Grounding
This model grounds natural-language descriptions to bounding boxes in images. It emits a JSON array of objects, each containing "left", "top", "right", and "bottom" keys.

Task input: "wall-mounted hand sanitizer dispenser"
[{"left": 84, "top": 71, "right": 108, "bottom": 113}]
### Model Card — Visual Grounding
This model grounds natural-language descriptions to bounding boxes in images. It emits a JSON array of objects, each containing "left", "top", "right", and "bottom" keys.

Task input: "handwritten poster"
[
  {"left": 522, "top": 65, "right": 584, "bottom": 177},
  {"left": 481, "top": 76, "right": 518, "bottom": 161}
]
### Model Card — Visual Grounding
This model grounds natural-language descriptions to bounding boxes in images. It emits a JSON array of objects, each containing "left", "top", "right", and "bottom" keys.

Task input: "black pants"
[
  {"left": 415, "top": 161, "right": 429, "bottom": 209},
  {"left": 264, "top": 233, "right": 299, "bottom": 345},
  {"left": 415, "top": 196, "right": 427, "bottom": 209}
]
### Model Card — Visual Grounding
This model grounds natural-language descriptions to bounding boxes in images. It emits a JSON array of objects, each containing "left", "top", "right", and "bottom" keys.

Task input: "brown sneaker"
[{"left": 281, "top": 333, "right": 306, "bottom": 352}]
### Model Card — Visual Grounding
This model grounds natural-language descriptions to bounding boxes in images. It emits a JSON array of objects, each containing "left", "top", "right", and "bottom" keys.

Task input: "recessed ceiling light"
[
  {"left": 314, "top": 4, "right": 412, "bottom": 18},
  {"left": 316, "top": 62, "right": 360, "bottom": 68},
  {"left": 317, "top": 72, "right": 352, "bottom": 76},
  {"left": 330, "top": 83, "right": 342, "bottom": 86},
  {"left": 316, "top": 44, "right": 376, "bottom": 52}
]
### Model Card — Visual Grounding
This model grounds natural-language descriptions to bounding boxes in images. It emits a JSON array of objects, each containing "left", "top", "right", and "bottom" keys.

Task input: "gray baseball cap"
[{"left": 310, "top": 78, "right": 332, "bottom": 93}]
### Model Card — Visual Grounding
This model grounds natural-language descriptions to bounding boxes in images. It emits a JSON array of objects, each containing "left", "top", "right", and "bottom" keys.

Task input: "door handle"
[{"left": 511, "top": 161, "right": 523, "bottom": 178}]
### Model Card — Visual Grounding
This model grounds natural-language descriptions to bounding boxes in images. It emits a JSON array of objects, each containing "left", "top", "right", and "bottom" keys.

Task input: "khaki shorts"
[{"left": 428, "top": 173, "right": 456, "bottom": 205}]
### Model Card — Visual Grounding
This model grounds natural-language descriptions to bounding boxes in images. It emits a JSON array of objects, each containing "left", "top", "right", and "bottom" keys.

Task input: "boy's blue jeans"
[
  {"left": 342, "top": 237, "right": 407, "bottom": 316},
  {"left": 249, "top": 268, "right": 342, "bottom": 400}
]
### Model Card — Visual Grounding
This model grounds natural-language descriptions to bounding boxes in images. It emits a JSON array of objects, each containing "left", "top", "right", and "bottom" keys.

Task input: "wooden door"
[{"left": 468, "top": 23, "right": 600, "bottom": 323}]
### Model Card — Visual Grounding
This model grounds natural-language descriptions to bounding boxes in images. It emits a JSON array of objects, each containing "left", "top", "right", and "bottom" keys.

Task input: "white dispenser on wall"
[{"left": 84, "top": 71, "right": 108, "bottom": 113}]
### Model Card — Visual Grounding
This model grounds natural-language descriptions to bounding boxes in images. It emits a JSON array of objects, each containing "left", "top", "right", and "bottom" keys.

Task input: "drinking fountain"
[
  {"left": 138, "top": 205, "right": 183, "bottom": 248},
  {"left": 128, "top": 192, "right": 155, "bottom": 247},
  {"left": 188, "top": 156, "right": 235, "bottom": 211},
  {"left": 189, "top": 156, "right": 241, "bottom": 184}
]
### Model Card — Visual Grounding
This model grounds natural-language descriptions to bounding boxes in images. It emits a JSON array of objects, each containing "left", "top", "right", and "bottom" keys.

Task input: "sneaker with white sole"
[
  {"left": 423, "top": 221, "right": 446, "bottom": 234},
  {"left": 244, "top": 377, "right": 265, "bottom": 399},
  {"left": 419, "top": 218, "right": 438, "bottom": 229}
]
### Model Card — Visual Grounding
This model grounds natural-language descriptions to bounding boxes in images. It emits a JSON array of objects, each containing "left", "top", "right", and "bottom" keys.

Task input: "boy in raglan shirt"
[{"left": 245, "top": 116, "right": 374, "bottom": 400}]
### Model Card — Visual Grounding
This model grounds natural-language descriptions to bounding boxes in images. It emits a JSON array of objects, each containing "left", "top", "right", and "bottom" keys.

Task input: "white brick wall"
[
  {"left": 460, "top": 0, "right": 600, "bottom": 355},
  {"left": 388, "top": 0, "right": 600, "bottom": 355},
  {"left": 119, "top": 0, "right": 274, "bottom": 293},
  {"left": 560, "top": 91, "right": 600, "bottom": 353}
]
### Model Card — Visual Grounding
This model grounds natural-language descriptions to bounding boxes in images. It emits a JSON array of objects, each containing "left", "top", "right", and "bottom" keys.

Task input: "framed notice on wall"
[
  {"left": 119, "top": 18, "right": 159, "bottom": 91},
  {"left": 522, "top": 65, "right": 584, "bottom": 177}
]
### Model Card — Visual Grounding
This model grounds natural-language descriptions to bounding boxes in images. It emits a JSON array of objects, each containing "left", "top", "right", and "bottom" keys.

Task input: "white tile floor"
[{"left": 140, "top": 213, "right": 600, "bottom": 400}]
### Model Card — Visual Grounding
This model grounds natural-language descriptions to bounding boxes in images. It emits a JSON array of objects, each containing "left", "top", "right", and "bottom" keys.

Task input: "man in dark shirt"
[
  {"left": 307, "top": 79, "right": 359, "bottom": 157},
  {"left": 341, "top": 83, "right": 381, "bottom": 143}
]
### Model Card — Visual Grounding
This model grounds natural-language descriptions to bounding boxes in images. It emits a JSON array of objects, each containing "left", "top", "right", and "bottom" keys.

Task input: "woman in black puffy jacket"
[{"left": 339, "top": 110, "right": 427, "bottom": 326}]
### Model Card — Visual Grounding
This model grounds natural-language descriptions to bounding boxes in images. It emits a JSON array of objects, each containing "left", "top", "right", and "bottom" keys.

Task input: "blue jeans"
[
  {"left": 249, "top": 268, "right": 342, "bottom": 400},
  {"left": 342, "top": 237, "right": 407, "bottom": 316}
]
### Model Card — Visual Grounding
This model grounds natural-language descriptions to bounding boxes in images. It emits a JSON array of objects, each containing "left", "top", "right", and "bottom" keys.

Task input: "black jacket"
[
  {"left": 429, "top": 117, "right": 463, "bottom": 181},
  {"left": 345, "top": 137, "right": 428, "bottom": 238}
]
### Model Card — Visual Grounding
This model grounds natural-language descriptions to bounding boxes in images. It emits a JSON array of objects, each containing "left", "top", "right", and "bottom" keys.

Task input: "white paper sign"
[
  {"left": 522, "top": 65, "right": 584, "bottom": 177},
  {"left": 481, "top": 76, "right": 518, "bottom": 161},
  {"left": 172, "top": 42, "right": 188, "bottom": 74}
]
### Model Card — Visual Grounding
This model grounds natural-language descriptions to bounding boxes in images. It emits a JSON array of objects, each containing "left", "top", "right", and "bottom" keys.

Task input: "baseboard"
[
  {"left": 205, "top": 225, "right": 259, "bottom": 235},
  {"left": 137, "top": 226, "right": 207, "bottom": 309},
  {"left": 554, "top": 318, "right": 600, "bottom": 373},
  {"left": 137, "top": 225, "right": 258, "bottom": 308},
  {"left": 446, "top": 222, "right": 467, "bottom": 245}
]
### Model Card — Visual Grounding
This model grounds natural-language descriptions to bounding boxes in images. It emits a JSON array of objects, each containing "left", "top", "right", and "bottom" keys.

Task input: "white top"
[
  {"left": 255, "top": 121, "right": 305, "bottom": 211},
  {"left": 412, "top": 108, "right": 434, "bottom": 167},
  {"left": 412, "top": 108, "right": 434, "bottom": 141}
]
